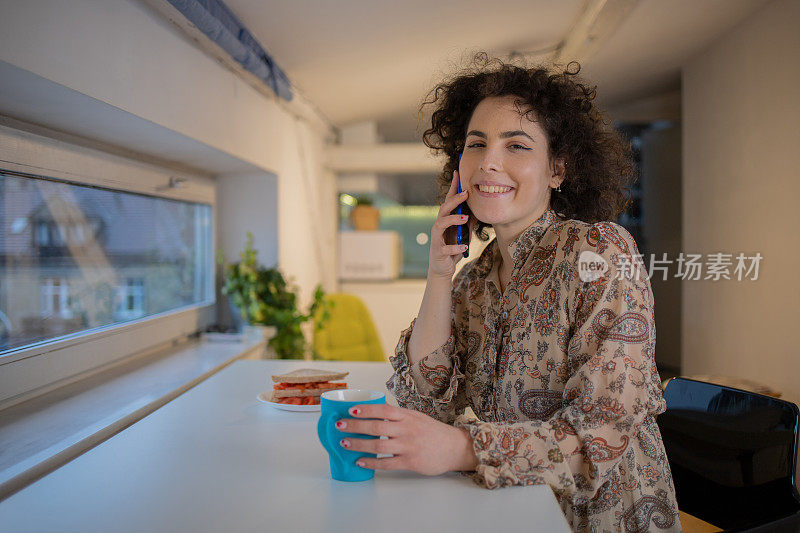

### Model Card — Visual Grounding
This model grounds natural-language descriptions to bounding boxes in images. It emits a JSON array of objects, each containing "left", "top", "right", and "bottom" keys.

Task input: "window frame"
[{"left": 0, "top": 122, "right": 217, "bottom": 409}]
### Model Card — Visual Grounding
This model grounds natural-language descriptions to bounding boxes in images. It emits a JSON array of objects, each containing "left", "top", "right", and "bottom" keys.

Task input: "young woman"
[{"left": 334, "top": 54, "right": 681, "bottom": 533}]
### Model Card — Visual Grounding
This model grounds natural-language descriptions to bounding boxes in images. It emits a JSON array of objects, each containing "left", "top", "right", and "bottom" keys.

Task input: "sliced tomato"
[
  {"left": 277, "top": 397, "right": 300, "bottom": 405},
  {"left": 273, "top": 382, "right": 347, "bottom": 392},
  {"left": 276, "top": 396, "right": 320, "bottom": 405}
]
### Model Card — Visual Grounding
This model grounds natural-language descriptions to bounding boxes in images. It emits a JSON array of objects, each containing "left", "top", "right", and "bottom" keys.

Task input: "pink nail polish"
[
  {"left": 335, "top": 420, "right": 345, "bottom": 429},
  {"left": 356, "top": 460, "right": 365, "bottom": 467},
  {"left": 351, "top": 408, "right": 360, "bottom": 415},
  {"left": 340, "top": 439, "right": 350, "bottom": 448}
]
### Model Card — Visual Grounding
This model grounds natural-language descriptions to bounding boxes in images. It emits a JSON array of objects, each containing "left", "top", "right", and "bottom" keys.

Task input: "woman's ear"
[{"left": 551, "top": 157, "right": 566, "bottom": 188}]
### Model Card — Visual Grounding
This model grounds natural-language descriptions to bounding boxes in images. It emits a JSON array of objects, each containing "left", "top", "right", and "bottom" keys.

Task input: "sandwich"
[{"left": 270, "top": 368, "right": 349, "bottom": 405}]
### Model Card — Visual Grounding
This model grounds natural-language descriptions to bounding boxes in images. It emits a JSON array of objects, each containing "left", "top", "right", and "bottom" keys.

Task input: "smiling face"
[{"left": 460, "top": 95, "right": 563, "bottom": 242}]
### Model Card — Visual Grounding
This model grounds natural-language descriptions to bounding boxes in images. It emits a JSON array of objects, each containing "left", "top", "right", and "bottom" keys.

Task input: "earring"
[{"left": 554, "top": 184, "right": 562, "bottom": 193}]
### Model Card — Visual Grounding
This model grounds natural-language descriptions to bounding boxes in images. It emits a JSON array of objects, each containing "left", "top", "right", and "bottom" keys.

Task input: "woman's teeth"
[{"left": 477, "top": 185, "right": 512, "bottom": 193}]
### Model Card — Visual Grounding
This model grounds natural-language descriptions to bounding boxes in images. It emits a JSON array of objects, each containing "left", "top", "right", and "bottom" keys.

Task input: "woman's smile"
[{"left": 474, "top": 182, "right": 515, "bottom": 196}]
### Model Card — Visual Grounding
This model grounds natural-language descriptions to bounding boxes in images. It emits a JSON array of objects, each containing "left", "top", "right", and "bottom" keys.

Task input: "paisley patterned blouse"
[{"left": 386, "top": 208, "right": 681, "bottom": 533}]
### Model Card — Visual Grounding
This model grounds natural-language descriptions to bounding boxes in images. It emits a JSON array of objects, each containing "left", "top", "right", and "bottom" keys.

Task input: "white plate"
[{"left": 257, "top": 392, "right": 321, "bottom": 412}]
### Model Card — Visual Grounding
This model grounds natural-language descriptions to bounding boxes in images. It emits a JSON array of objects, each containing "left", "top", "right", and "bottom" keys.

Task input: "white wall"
[
  {"left": 216, "top": 172, "right": 278, "bottom": 327},
  {"left": 640, "top": 123, "right": 682, "bottom": 372},
  {"left": 0, "top": 0, "right": 289, "bottom": 173},
  {"left": 340, "top": 280, "right": 426, "bottom": 360},
  {"left": 682, "top": 0, "right": 800, "bottom": 399},
  {"left": 278, "top": 117, "right": 339, "bottom": 305},
  {"left": 217, "top": 173, "right": 279, "bottom": 268},
  {"left": 0, "top": 0, "right": 337, "bottom": 318}
]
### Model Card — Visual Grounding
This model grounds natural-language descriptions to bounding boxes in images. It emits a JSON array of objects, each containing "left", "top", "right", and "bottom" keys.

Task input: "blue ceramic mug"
[{"left": 317, "top": 389, "right": 386, "bottom": 482}]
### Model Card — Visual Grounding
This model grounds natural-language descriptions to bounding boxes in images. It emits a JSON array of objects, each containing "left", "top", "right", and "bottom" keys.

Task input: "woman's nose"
[{"left": 479, "top": 148, "right": 502, "bottom": 173}]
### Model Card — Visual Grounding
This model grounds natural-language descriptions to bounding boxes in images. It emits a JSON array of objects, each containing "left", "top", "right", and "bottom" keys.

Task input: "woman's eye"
[{"left": 465, "top": 142, "right": 529, "bottom": 150}]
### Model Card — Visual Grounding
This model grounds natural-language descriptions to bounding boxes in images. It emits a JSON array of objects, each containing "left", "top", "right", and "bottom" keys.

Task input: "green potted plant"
[
  {"left": 349, "top": 195, "right": 380, "bottom": 230},
  {"left": 219, "top": 233, "right": 329, "bottom": 359}
]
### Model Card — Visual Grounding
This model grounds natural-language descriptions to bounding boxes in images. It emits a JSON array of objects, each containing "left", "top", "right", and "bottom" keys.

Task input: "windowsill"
[{"left": 0, "top": 335, "right": 265, "bottom": 500}]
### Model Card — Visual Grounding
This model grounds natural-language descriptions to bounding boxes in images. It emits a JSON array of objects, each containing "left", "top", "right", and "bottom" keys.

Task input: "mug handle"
[{"left": 317, "top": 412, "right": 347, "bottom": 464}]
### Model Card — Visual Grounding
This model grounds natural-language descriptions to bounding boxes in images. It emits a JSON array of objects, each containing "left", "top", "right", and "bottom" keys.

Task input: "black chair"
[{"left": 657, "top": 377, "right": 800, "bottom": 532}]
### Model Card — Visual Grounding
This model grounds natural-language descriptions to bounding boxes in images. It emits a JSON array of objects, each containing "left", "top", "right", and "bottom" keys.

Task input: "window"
[
  {"left": 0, "top": 125, "right": 217, "bottom": 406},
  {"left": 40, "top": 277, "right": 72, "bottom": 318},
  {"left": 116, "top": 278, "right": 145, "bottom": 320},
  {"left": 0, "top": 171, "right": 213, "bottom": 354}
]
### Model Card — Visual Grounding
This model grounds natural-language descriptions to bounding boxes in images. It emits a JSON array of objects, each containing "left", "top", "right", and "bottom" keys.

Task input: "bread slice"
[{"left": 270, "top": 368, "right": 349, "bottom": 383}]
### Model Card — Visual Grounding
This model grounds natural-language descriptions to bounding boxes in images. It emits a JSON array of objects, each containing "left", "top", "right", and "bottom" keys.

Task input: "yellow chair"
[{"left": 313, "top": 293, "right": 385, "bottom": 362}]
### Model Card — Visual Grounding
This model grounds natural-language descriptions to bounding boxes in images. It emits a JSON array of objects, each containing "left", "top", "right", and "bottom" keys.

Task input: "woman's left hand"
[{"left": 335, "top": 403, "right": 478, "bottom": 476}]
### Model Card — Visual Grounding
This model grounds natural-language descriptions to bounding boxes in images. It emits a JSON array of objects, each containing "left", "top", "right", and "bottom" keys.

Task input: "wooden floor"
[{"left": 680, "top": 511, "right": 722, "bottom": 532}]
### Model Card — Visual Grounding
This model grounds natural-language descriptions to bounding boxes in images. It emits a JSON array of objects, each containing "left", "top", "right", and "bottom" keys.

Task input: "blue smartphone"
[{"left": 455, "top": 153, "right": 469, "bottom": 258}]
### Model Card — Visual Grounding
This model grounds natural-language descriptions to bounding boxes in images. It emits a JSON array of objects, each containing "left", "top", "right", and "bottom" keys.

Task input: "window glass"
[
  {"left": 339, "top": 193, "right": 437, "bottom": 278},
  {"left": 379, "top": 205, "right": 437, "bottom": 278},
  {"left": 0, "top": 172, "right": 213, "bottom": 354}
]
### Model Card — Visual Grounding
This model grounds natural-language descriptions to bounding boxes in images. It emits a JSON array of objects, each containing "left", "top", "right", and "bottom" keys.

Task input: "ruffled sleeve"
[
  {"left": 385, "top": 274, "right": 470, "bottom": 425},
  {"left": 452, "top": 223, "right": 666, "bottom": 502}
]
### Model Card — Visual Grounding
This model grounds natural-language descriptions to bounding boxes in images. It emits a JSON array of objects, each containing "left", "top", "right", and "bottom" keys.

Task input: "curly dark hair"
[{"left": 420, "top": 52, "right": 635, "bottom": 240}]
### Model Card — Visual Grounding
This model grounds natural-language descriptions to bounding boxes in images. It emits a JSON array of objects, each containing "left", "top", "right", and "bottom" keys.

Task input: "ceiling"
[{"left": 226, "top": 0, "right": 769, "bottom": 141}]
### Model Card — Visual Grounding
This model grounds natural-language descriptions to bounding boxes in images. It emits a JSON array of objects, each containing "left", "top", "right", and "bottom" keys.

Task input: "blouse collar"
[
  {"left": 473, "top": 208, "right": 560, "bottom": 297},
  {"left": 507, "top": 208, "right": 560, "bottom": 265}
]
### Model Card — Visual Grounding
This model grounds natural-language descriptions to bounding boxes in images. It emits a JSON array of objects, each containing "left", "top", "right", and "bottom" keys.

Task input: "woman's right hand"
[{"left": 428, "top": 170, "right": 469, "bottom": 280}]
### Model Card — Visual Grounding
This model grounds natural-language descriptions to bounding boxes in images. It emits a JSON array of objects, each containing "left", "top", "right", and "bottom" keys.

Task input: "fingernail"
[
  {"left": 462, "top": 245, "right": 468, "bottom": 251},
  {"left": 356, "top": 460, "right": 365, "bottom": 467},
  {"left": 335, "top": 420, "right": 345, "bottom": 429},
  {"left": 350, "top": 408, "right": 360, "bottom": 416},
  {"left": 340, "top": 439, "right": 350, "bottom": 448},
  {"left": 460, "top": 215, "right": 467, "bottom": 220}
]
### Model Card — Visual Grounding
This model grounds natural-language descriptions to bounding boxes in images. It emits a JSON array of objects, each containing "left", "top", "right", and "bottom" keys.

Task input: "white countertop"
[
  {"left": 0, "top": 336, "right": 264, "bottom": 499},
  {"left": 0, "top": 359, "right": 570, "bottom": 532}
]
